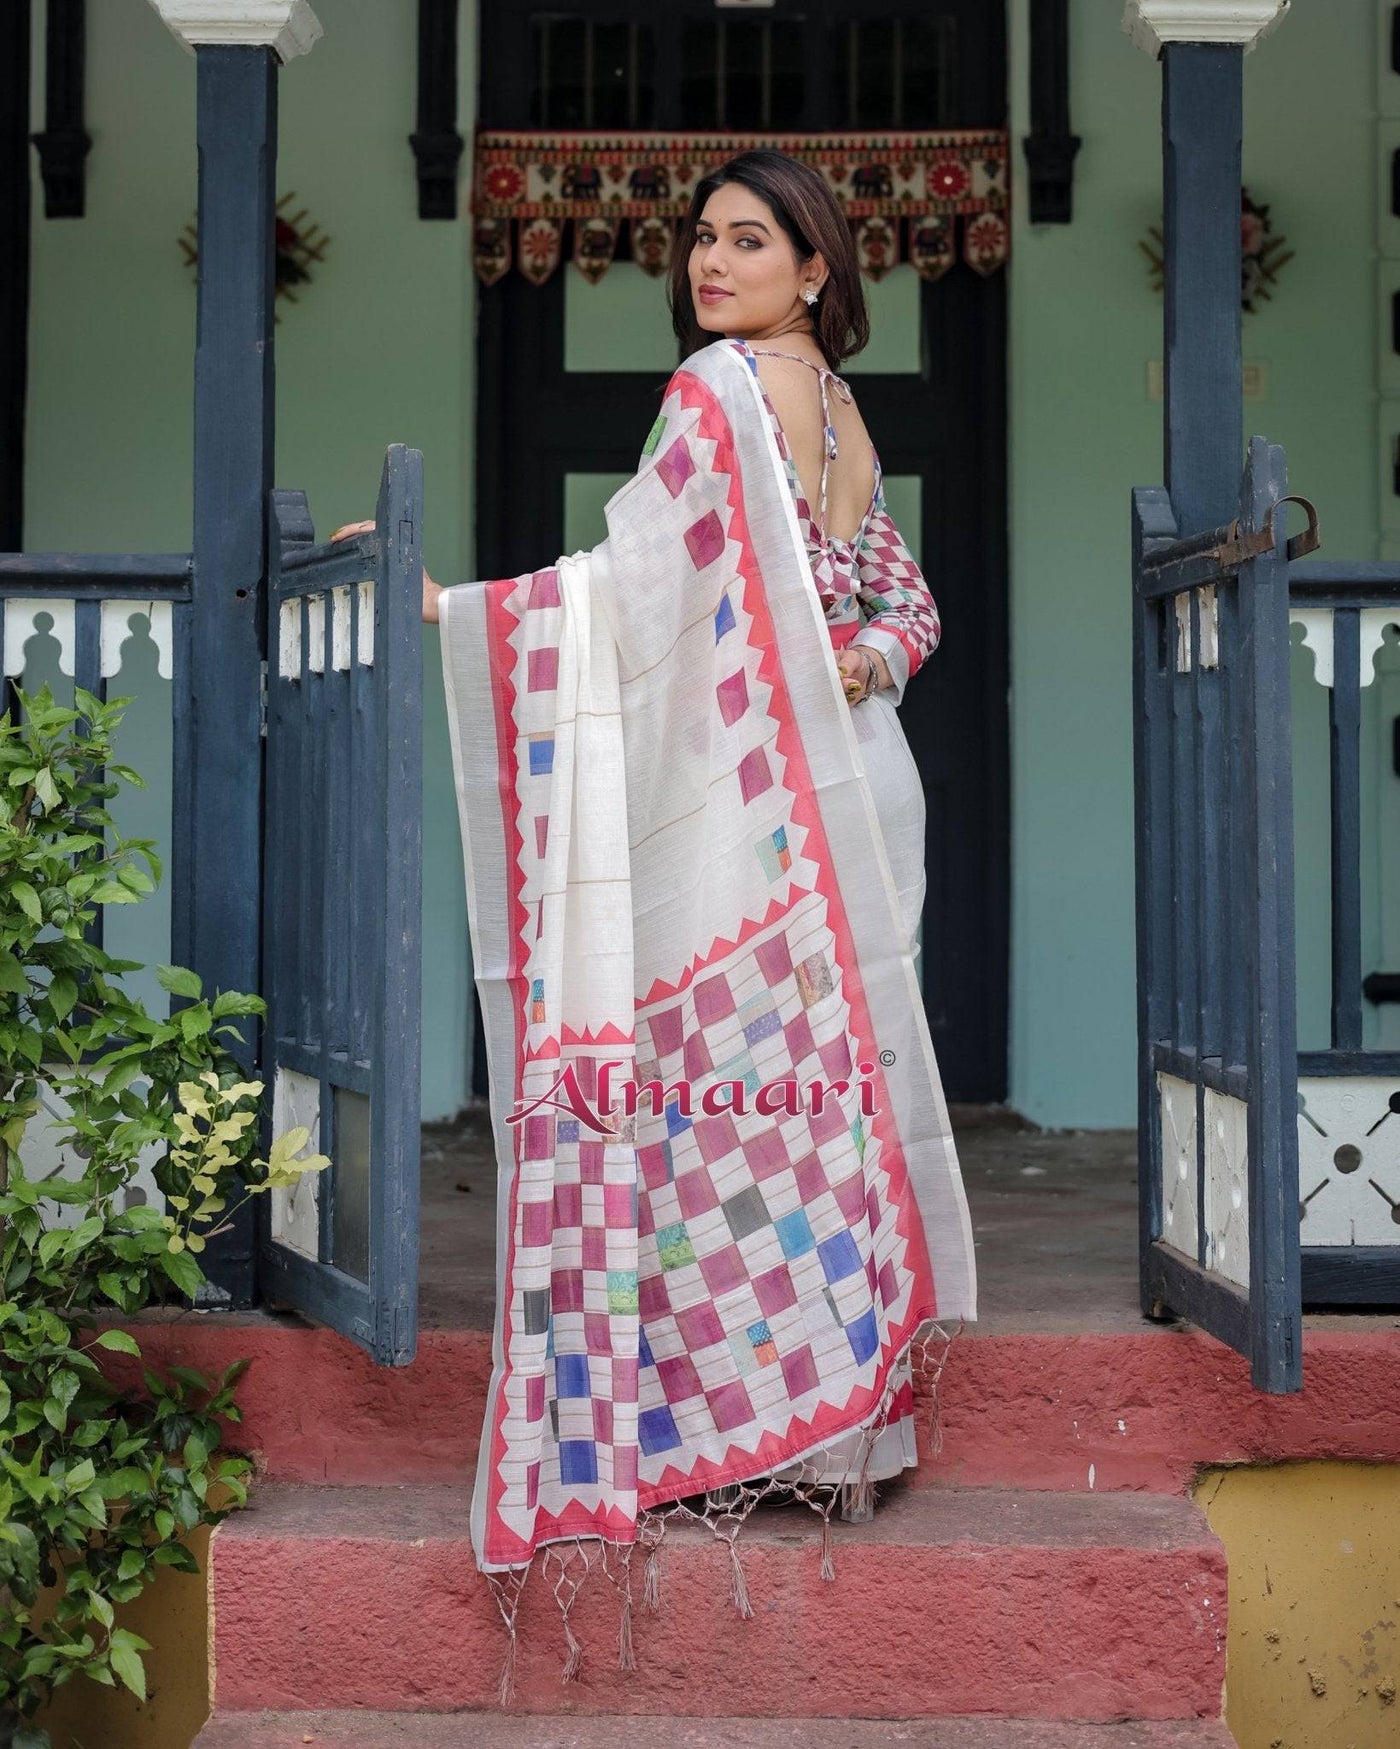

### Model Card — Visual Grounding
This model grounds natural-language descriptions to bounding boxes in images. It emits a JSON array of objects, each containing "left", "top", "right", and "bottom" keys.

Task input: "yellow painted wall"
[
  {"left": 33, "top": 1527, "right": 210, "bottom": 1749},
  {"left": 1196, "top": 1463, "right": 1400, "bottom": 1749}
]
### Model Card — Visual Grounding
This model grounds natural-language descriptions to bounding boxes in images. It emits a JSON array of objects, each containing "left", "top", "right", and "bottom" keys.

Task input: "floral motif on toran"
[{"left": 469, "top": 129, "right": 1010, "bottom": 288}]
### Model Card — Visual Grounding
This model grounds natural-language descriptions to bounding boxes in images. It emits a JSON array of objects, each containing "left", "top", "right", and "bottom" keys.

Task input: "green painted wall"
[
  {"left": 19, "top": 2, "right": 1385, "bottom": 1131},
  {"left": 1006, "top": 0, "right": 1380, "bottom": 1126},
  {"left": 23, "top": 0, "right": 479, "bottom": 1118}
]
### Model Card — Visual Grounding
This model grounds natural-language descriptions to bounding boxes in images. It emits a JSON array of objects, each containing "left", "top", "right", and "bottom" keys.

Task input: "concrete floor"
[
  {"left": 423, "top": 1102, "right": 1131, "bottom": 1332},
  {"left": 418, "top": 1102, "right": 1400, "bottom": 1337}
]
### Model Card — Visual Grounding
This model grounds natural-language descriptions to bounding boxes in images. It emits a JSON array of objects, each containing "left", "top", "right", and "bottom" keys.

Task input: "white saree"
[{"left": 438, "top": 337, "right": 975, "bottom": 1591}]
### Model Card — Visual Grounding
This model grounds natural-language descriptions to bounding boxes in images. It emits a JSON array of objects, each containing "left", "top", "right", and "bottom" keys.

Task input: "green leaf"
[
  {"left": 107, "top": 1627, "right": 149, "bottom": 1701},
  {"left": 34, "top": 1177, "right": 92, "bottom": 1206},
  {"left": 90, "top": 882, "right": 138, "bottom": 905},
  {"left": 68, "top": 1214, "right": 103, "bottom": 1253},
  {"left": 94, "top": 1328, "right": 141, "bottom": 1356},
  {"left": 97, "top": 1272, "right": 131, "bottom": 1307},
  {"left": 176, "top": 1006, "right": 211, "bottom": 1042},
  {"left": 158, "top": 1246, "right": 203, "bottom": 1298},
  {"left": 37, "top": 1227, "right": 69, "bottom": 1267},
  {"left": 46, "top": 1026, "right": 81, "bottom": 1064},
  {"left": 211, "top": 989, "right": 257, "bottom": 1019},
  {"left": 0, "top": 951, "right": 29, "bottom": 994},
  {"left": 11, "top": 880, "right": 42, "bottom": 924},
  {"left": 152, "top": 1541, "right": 200, "bottom": 1573},
  {"left": 102, "top": 1056, "right": 143, "bottom": 1098},
  {"left": 76, "top": 1485, "right": 107, "bottom": 1524},
  {"left": 64, "top": 1458, "right": 96, "bottom": 1493},
  {"left": 183, "top": 1429, "right": 212, "bottom": 1470},
  {"left": 117, "top": 1547, "right": 146, "bottom": 1582},
  {"left": 97, "top": 1466, "right": 149, "bottom": 1501},
  {"left": 155, "top": 964, "right": 202, "bottom": 1000},
  {"left": 32, "top": 766, "right": 59, "bottom": 812},
  {"left": 46, "top": 970, "right": 77, "bottom": 1021}
]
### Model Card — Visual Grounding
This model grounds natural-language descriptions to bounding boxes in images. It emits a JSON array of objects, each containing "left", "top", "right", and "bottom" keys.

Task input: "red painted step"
[
  {"left": 194, "top": 1712, "right": 1240, "bottom": 1747},
  {"left": 208, "top": 1483, "right": 1227, "bottom": 1721},
  {"left": 126, "top": 1315, "right": 1400, "bottom": 1494}
]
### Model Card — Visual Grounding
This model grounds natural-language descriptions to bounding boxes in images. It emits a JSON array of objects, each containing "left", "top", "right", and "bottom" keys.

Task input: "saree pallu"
[{"left": 439, "top": 338, "right": 976, "bottom": 1605}]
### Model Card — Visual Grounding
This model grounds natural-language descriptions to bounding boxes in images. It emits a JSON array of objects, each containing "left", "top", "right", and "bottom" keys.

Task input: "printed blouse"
[{"left": 733, "top": 338, "right": 942, "bottom": 706}]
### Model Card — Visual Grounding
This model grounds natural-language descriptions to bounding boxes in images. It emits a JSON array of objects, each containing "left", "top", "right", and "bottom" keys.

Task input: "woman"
[{"left": 334, "top": 148, "right": 974, "bottom": 1678}]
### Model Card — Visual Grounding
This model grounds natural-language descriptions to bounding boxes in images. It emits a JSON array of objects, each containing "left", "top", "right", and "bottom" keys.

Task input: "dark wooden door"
[{"left": 475, "top": 0, "right": 1009, "bottom": 1104}]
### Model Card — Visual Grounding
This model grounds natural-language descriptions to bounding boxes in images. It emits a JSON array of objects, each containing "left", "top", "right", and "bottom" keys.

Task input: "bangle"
[{"left": 855, "top": 646, "right": 878, "bottom": 700}]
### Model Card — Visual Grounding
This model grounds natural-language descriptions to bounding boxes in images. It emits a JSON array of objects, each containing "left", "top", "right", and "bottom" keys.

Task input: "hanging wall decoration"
[
  {"left": 1139, "top": 185, "right": 1293, "bottom": 313},
  {"left": 181, "top": 192, "right": 331, "bottom": 313},
  {"left": 469, "top": 129, "right": 1010, "bottom": 287}
]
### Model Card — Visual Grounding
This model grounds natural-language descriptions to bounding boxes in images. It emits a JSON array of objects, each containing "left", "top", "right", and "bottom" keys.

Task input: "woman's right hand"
[{"left": 329, "top": 519, "right": 444, "bottom": 624}]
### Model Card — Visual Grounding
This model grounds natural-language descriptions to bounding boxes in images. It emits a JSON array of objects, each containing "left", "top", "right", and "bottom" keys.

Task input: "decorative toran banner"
[{"left": 470, "top": 129, "right": 1010, "bottom": 288}]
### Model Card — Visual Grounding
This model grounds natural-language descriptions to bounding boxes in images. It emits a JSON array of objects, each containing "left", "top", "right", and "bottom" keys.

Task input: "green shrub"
[{"left": 0, "top": 684, "right": 326, "bottom": 1743}]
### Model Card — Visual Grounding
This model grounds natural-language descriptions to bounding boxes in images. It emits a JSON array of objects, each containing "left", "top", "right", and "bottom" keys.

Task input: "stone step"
[
  {"left": 125, "top": 1315, "right": 1400, "bottom": 1492},
  {"left": 208, "top": 1483, "right": 1226, "bottom": 1720},
  {"left": 194, "top": 1711, "right": 1240, "bottom": 1748}
]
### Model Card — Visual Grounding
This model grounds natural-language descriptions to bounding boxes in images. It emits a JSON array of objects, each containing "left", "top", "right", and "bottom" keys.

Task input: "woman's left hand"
[
  {"left": 836, "top": 644, "right": 890, "bottom": 705},
  {"left": 329, "top": 519, "right": 443, "bottom": 624}
]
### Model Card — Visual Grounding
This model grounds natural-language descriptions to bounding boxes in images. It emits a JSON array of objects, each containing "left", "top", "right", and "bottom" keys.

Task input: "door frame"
[{"left": 471, "top": 0, "right": 1010, "bottom": 1106}]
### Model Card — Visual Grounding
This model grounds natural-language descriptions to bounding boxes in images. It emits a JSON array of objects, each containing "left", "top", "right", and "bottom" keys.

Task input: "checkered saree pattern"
[{"left": 438, "top": 339, "right": 975, "bottom": 1574}]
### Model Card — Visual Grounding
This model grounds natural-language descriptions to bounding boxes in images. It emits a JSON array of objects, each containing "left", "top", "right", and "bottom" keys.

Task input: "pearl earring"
[{"left": 802, "top": 288, "right": 820, "bottom": 306}]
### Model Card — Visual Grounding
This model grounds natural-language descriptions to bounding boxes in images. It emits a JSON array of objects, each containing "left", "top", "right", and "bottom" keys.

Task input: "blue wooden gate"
[
  {"left": 255, "top": 446, "right": 424, "bottom": 1365},
  {"left": 1132, "top": 437, "right": 1318, "bottom": 1393}
]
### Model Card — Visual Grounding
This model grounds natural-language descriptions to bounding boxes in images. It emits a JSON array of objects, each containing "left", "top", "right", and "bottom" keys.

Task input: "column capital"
[
  {"left": 1123, "top": 0, "right": 1289, "bottom": 58},
  {"left": 147, "top": 0, "right": 322, "bottom": 62}
]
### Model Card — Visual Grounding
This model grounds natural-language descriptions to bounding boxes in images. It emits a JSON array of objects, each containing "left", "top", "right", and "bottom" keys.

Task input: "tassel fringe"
[
  {"left": 601, "top": 1541, "right": 638, "bottom": 1673},
  {"left": 486, "top": 1562, "right": 532, "bottom": 1706},
  {"left": 481, "top": 1319, "right": 964, "bottom": 1697},
  {"left": 725, "top": 1534, "right": 753, "bottom": 1620},
  {"left": 542, "top": 1540, "right": 593, "bottom": 1685},
  {"left": 639, "top": 1510, "right": 665, "bottom": 1611}
]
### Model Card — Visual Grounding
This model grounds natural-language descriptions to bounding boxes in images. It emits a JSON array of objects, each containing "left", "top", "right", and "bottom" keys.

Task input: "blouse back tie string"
[
  {"left": 748, "top": 347, "right": 855, "bottom": 548},
  {"left": 750, "top": 344, "right": 880, "bottom": 698}
]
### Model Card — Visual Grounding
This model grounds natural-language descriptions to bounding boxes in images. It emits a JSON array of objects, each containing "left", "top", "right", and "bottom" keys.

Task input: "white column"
[
  {"left": 147, "top": 0, "right": 322, "bottom": 62},
  {"left": 1122, "top": 0, "right": 1289, "bottom": 56}
]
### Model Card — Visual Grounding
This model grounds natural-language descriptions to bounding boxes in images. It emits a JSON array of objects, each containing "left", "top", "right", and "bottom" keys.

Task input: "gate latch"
[{"left": 1215, "top": 493, "right": 1321, "bottom": 569}]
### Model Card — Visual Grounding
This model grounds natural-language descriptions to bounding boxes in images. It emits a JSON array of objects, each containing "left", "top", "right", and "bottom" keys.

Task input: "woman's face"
[{"left": 688, "top": 181, "right": 827, "bottom": 341}]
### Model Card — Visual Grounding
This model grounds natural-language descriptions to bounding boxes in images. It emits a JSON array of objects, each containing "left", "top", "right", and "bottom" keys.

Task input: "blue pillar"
[
  {"left": 1161, "top": 43, "right": 1244, "bottom": 534},
  {"left": 170, "top": 45, "right": 279, "bottom": 1307}
]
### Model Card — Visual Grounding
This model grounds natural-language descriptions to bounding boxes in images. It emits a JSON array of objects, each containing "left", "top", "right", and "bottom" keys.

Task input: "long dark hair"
[{"left": 666, "top": 149, "right": 870, "bottom": 371}]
